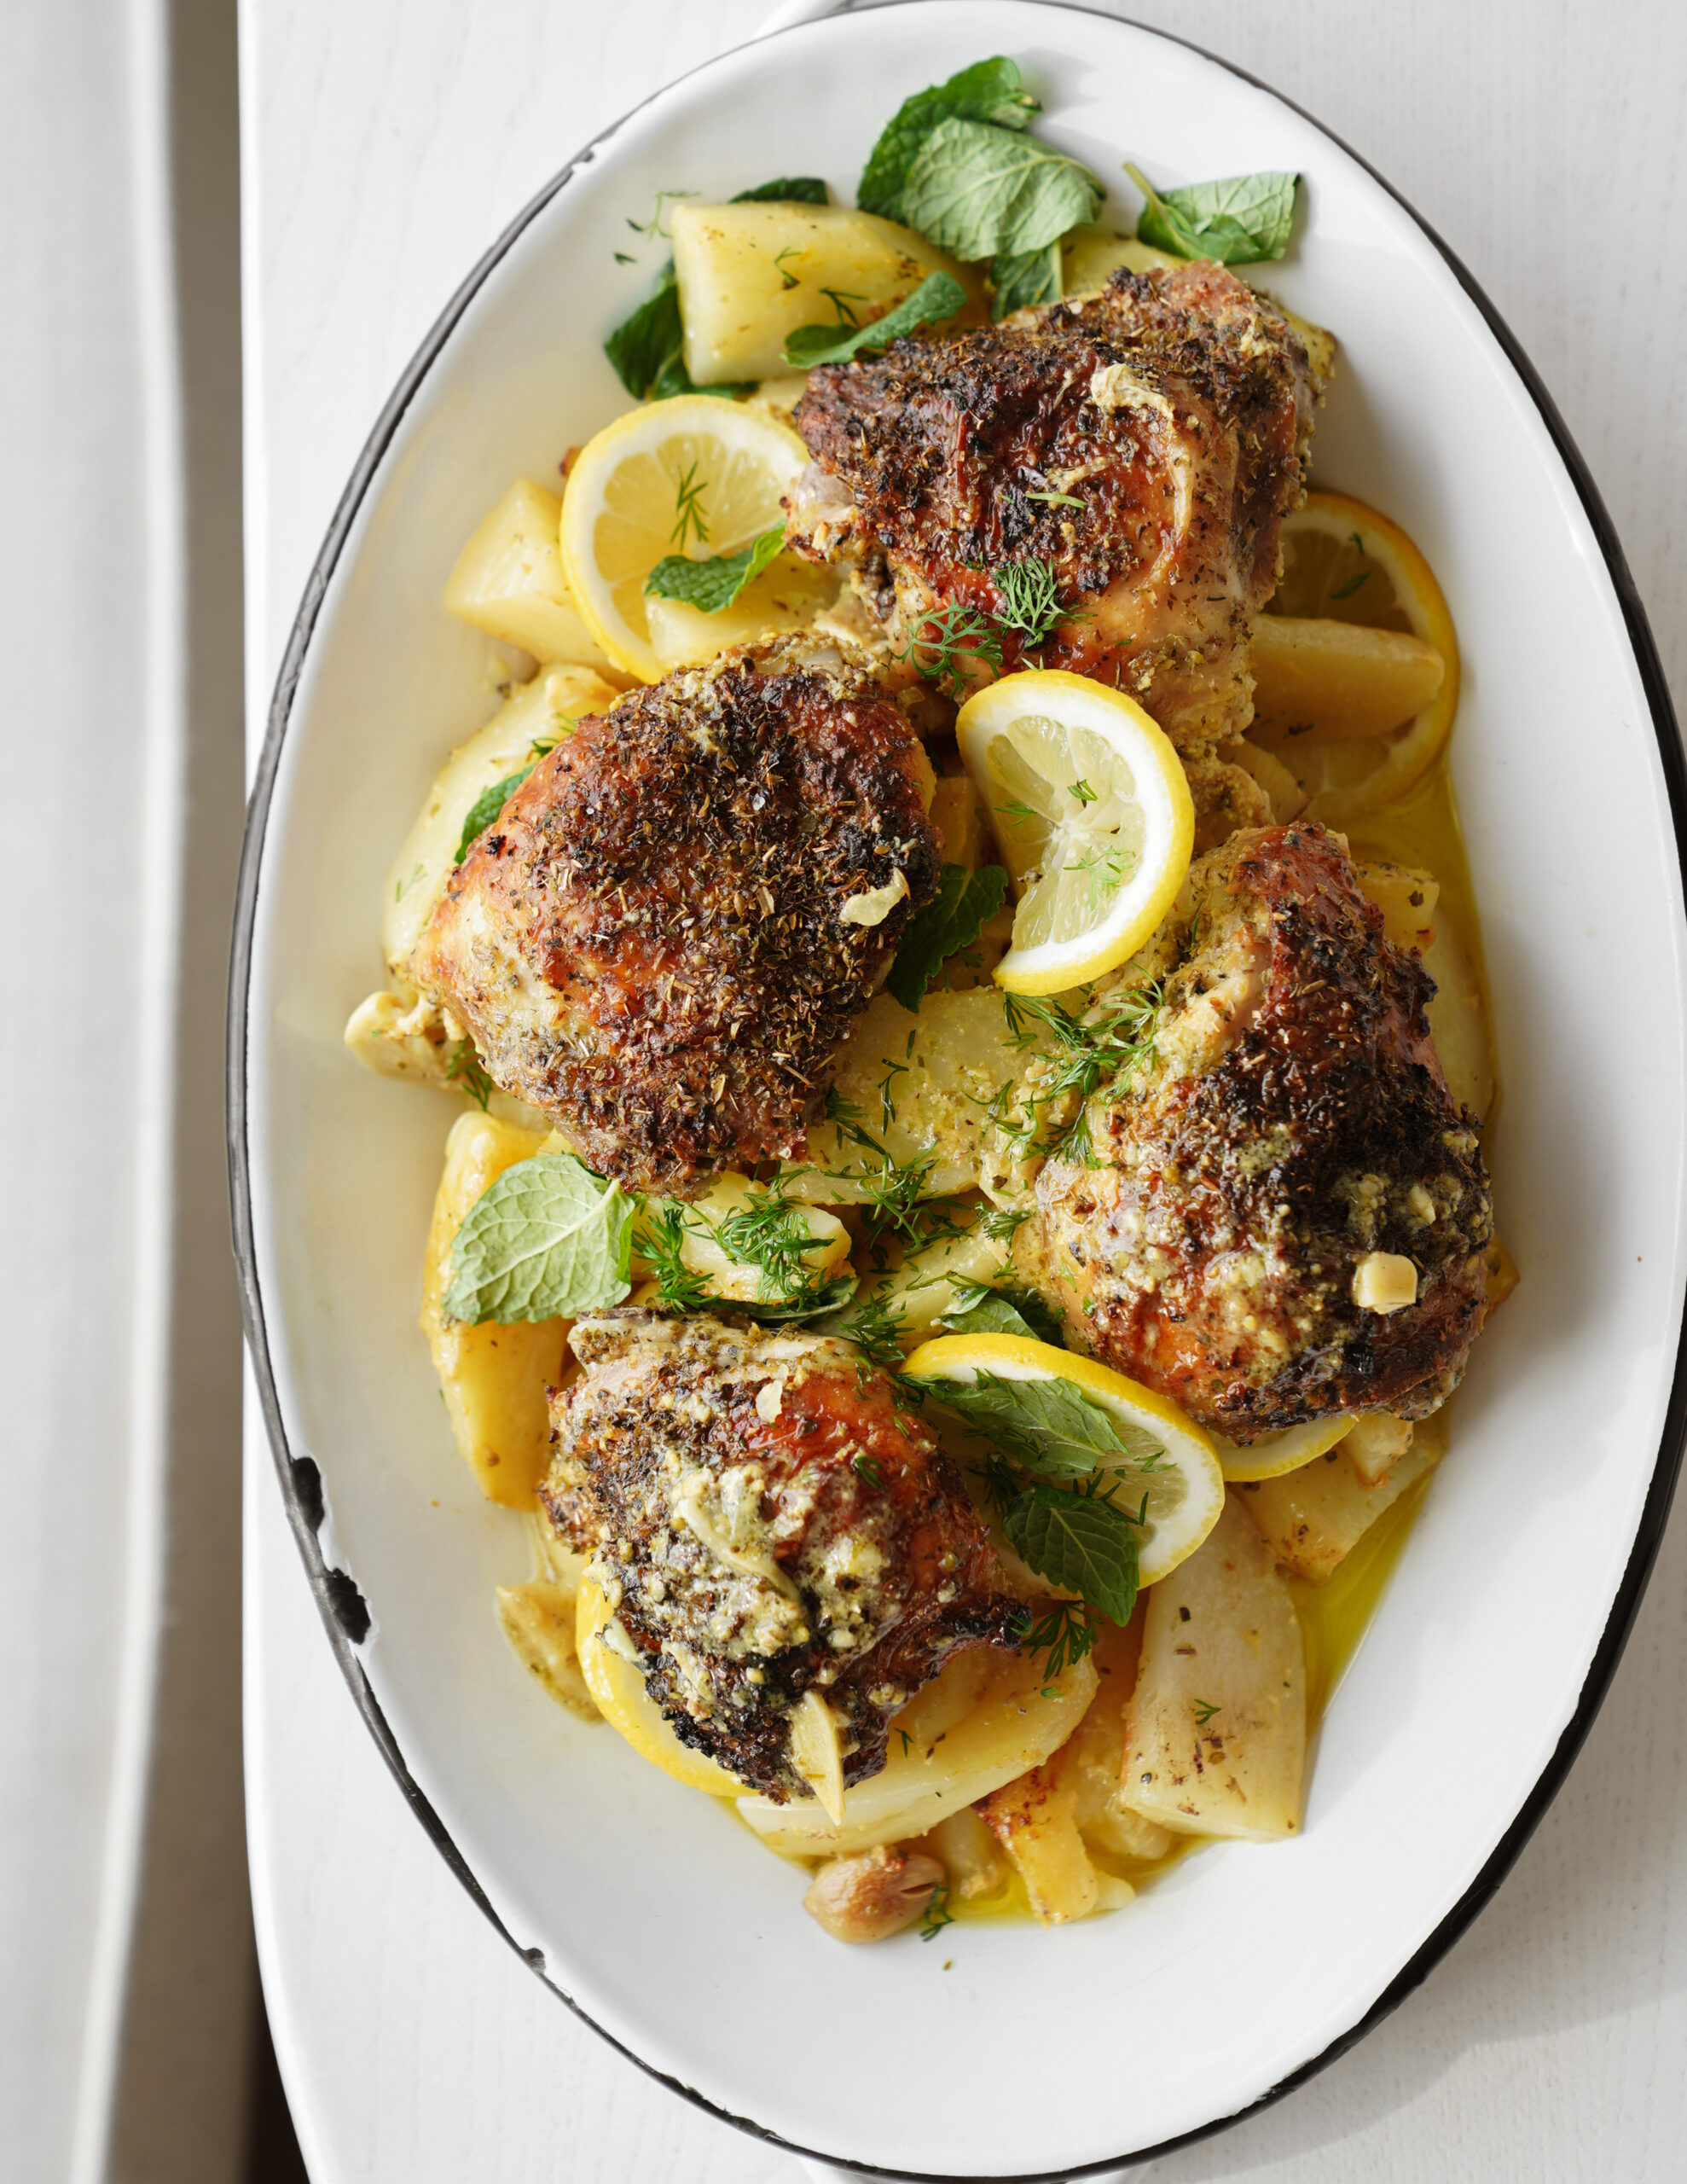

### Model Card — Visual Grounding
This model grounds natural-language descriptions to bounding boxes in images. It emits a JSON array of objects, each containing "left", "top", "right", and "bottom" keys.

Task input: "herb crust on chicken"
[{"left": 409, "top": 637, "right": 941, "bottom": 1194}]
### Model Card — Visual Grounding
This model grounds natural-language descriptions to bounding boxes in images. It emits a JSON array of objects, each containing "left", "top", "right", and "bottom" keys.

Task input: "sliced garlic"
[
  {"left": 789, "top": 1689, "right": 847, "bottom": 1823},
  {"left": 1352, "top": 1252, "right": 1418, "bottom": 1314},
  {"left": 840, "top": 868, "right": 909, "bottom": 927}
]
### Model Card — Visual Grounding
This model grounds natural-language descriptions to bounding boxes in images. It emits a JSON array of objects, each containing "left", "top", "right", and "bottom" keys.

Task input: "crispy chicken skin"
[
  {"left": 408, "top": 638, "right": 941, "bottom": 1194},
  {"left": 1028, "top": 825, "right": 1492, "bottom": 1436},
  {"left": 542, "top": 1310, "right": 1019, "bottom": 1801},
  {"left": 786, "top": 262, "right": 1327, "bottom": 752}
]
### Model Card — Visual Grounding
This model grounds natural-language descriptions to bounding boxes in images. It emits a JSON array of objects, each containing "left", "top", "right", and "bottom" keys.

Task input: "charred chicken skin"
[
  {"left": 542, "top": 1310, "right": 1019, "bottom": 1801},
  {"left": 785, "top": 261, "right": 1328, "bottom": 754},
  {"left": 1028, "top": 824, "right": 1492, "bottom": 1437},
  {"left": 409, "top": 638, "right": 940, "bottom": 1194}
]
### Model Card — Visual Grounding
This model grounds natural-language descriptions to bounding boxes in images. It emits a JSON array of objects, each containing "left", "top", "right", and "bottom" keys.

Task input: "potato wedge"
[
  {"left": 1231, "top": 737, "right": 1308, "bottom": 823},
  {"left": 495, "top": 1581, "right": 600, "bottom": 1721},
  {"left": 420, "top": 1112, "right": 568, "bottom": 1509},
  {"left": 929, "top": 773, "right": 991, "bottom": 871},
  {"left": 979, "top": 1750, "right": 1109, "bottom": 1925},
  {"left": 1058, "top": 226, "right": 1181, "bottom": 294},
  {"left": 736, "top": 1641, "right": 1096, "bottom": 1857},
  {"left": 444, "top": 478, "right": 622, "bottom": 672},
  {"left": 1119, "top": 1493, "right": 1306, "bottom": 1840},
  {"left": 1251, "top": 614, "right": 1446, "bottom": 743},
  {"left": 635, "top": 1172, "right": 851, "bottom": 1306},
  {"left": 672, "top": 200, "right": 977, "bottom": 384},
  {"left": 382, "top": 661, "right": 620, "bottom": 979},
  {"left": 1354, "top": 859, "right": 1439, "bottom": 954},
  {"left": 1422, "top": 915, "right": 1496, "bottom": 1124},
  {"left": 1342, "top": 1411, "right": 1413, "bottom": 1489},
  {"left": 644, "top": 553, "right": 838, "bottom": 671},
  {"left": 1239, "top": 1413, "right": 1446, "bottom": 1583},
  {"left": 919, "top": 1807, "right": 1009, "bottom": 1901},
  {"left": 829, "top": 1215, "right": 1008, "bottom": 1353},
  {"left": 789, "top": 988, "right": 1034, "bottom": 1206}
]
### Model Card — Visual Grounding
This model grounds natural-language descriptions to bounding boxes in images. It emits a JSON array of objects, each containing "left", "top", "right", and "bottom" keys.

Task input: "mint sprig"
[
  {"left": 1004, "top": 1479, "right": 1140, "bottom": 1623},
  {"left": 858, "top": 56, "right": 1039, "bottom": 224},
  {"left": 884, "top": 863, "right": 1008, "bottom": 1010},
  {"left": 907, "top": 1367, "right": 1133, "bottom": 1479},
  {"left": 456, "top": 764, "right": 537, "bottom": 864},
  {"left": 901, "top": 119, "right": 1102, "bottom": 266},
  {"left": 783, "top": 269, "right": 967, "bottom": 368},
  {"left": 442, "top": 1154, "right": 634, "bottom": 1325},
  {"left": 644, "top": 524, "right": 786, "bottom": 613},
  {"left": 1127, "top": 164, "right": 1300, "bottom": 266},
  {"left": 990, "top": 238, "right": 1062, "bottom": 319}
]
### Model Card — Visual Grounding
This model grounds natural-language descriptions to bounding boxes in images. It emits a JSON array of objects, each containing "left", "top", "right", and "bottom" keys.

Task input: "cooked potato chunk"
[
  {"left": 1119, "top": 1494, "right": 1306, "bottom": 1840},
  {"left": 1251, "top": 615, "right": 1445, "bottom": 743},
  {"left": 1422, "top": 915, "right": 1496, "bottom": 1124},
  {"left": 1231, "top": 738, "right": 1308, "bottom": 823},
  {"left": 835, "top": 1216, "right": 1009, "bottom": 1351},
  {"left": 495, "top": 1581, "right": 600, "bottom": 1720},
  {"left": 672, "top": 200, "right": 977, "bottom": 384},
  {"left": 1354, "top": 859, "right": 1439, "bottom": 955},
  {"left": 919, "top": 1807, "right": 1009, "bottom": 1900},
  {"left": 1061, "top": 1619, "right": 1174, "bottom": 1862},
  {"left": 929, "top": 774, "right": 992, "bottom": 870},
  {"left": 737, "top": 1641, "right": 1096, "bottom": 1857},
  {"left": 1058, "top": 226, "right": 1181, "bottom": 295},
  {"left": 788, "top": 989, "right": 1032, "bottom": 1205},
  {"left": 1342, "top": 1410, "right": 1413, "bottom": 1488},
  {"left": 382, "top": 661, "right": 620, "bottom": 980},
  {"left": 444, "top": 479, "right": 620, "bottom": 671},
  {"left": 644, "top": 554, "right": 838, "bottom": 671},
  {"left": 420, "top": 1112, "right": 568, "bottom": 1509},
  {"left": 1239, "top": 1414, "right": 1446, "bottom": 1582},
  {"left": 979, "top": 1751, "right": 1110, "bottom": 1924},
  {"left": 634, "top": 1171, "right": 850, "bottom": 1306}
]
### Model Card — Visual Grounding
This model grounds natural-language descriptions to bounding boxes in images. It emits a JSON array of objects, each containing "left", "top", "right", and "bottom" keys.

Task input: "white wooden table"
[{"left": 243, "top": 3, "right": 1687, "bottom": 2176}]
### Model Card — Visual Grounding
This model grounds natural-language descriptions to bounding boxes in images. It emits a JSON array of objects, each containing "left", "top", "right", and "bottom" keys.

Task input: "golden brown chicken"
[
  {"left": 542, "top": 1309, "right": 1020, "bottom": 1800},
  {"left": 408, "top": 637, "right": 941, "bottom": 1194},
  {"left": 1025, "top": 824, "right": 1492, "bottom": 1437},
  {"left": 785, "top": 261, "right": 1328, "bottom": 755}
]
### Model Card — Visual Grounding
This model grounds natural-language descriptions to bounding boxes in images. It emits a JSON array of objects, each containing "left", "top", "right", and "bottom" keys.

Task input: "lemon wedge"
[
  {"left": 1210, "top": 1414, "right": 1357, "bottom": 1484},
  {"left": 956, "top": 671, "right": 1194, "bottom": 994},
  {"left": 1256, "top": 491, "right": 1460, "bottom": 824},
  {"left": 901, "top": 1333, "right": 1224, "bottom": 1586},
  {"left": 559, "top": 396, "right": 809, "bottom": 682},
  {"left": 576, "top": 1571, "right": 742, "bottom": 1798}
]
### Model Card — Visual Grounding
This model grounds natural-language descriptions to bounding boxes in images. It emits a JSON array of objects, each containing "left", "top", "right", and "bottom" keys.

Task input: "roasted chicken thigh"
[
  {"left": 542, "top": 1310, "right": 1019, "bottom": 1800},
  {"left": 409, "top": 637, "right": 940, "bottom": 1193},
  {"left": 786, "top": 261, "right": 1328, "bottom": 754},
  {"left": 1027, "top": 824, "right": 1492, "bottom": 1437}
]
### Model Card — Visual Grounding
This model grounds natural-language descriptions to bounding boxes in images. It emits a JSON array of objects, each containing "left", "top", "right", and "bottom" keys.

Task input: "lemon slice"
[
  {"left": 956, "top": 671, "right": 1194, "bottom": 995},
  {"left": 1259, "top": 491, "right": 1460, "bottom": 824},
  {"left": 559, "top": 396, "right": 809, "bottom": 682},
  {"left": 576, "top": 1571, "right": 742, "bottom": 1798},
  {"left": 1211, "top": 1414, "right": 1356, "bottom": 1484},
  {"left": 901, "top": 1333, "right": 1224, "bottom": 1585}
]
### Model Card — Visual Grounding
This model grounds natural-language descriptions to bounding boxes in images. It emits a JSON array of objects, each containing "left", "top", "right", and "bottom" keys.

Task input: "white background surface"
[{"left": 243, "top": 3, "right": 1687, "bottom": 2179}]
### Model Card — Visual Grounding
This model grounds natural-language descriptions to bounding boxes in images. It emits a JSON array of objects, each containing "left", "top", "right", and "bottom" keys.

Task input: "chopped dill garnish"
[
  {"left": 1013, "top": 1597, "right": 1098, "bottom": 1683},
  {"left": 977, "top": 1203, "right": 1031, "bottom": 1244},
  {"left": 852, "top": 1452, "right": 886, "bottom": 1489},
  {"left": 1067, "top": 777, "right": 1098, "bottom": 804},
  {"left": 1000, "top": 981, "right": 1162, "bottom": 1165},
  {"left": 445, "top": 1039, "right": 495, "bottom": 1112},
  {"left": 716, "top": 1177, "right": 832, "bottom": 1303},
  {"left": 893, "top": 601, "right": 1005, "bottom": 700},
  {"left": 1192, "top": 1698, "right": 1222, "bottom": 1728},
  {"left": 989, "top": 554, "right": 1069, "bottom": 649},
  {"left": 919, "top": 1879, "right": 955, "bottom": 1941},
  {"left": 633, "top": 1201, "right": 712, "bottom": 1313}
]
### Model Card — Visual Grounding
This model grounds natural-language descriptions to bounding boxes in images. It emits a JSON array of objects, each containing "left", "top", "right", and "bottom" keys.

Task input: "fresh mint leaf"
[
  {"left": 907, "top": 1368, "right": 1129, "bottom": 1479},
  {"left": 644, "top": 525, "right": 786, "bottom": 613},
  {"left": 731, "top": 176, "right": 829, "bottom": 205},
  {"left": 901, "top": 119, "right": 1101, "bottom": 264},
  {"left": 456, "top": 764, "right": 537, "bottom": 864},
  {"left": 783, "top": 269, "right": 967, "bottom": 368},
  {"left": 885, "top": 863, "right": 1008, "bottom": 1010},
  {"left": 990, "top": 238, "right": 1061, "bottom": 319},
  {"left": 1004, "top": 1480, "right": 1139, "bottom": 1623},
  {"left": 859, "top": 56, "right": 1039, "bottom": 223},
  {"left": 1128, "top": 164, "right": 1299, "bottom": 265},
  {"left": 938, "top": 1283, "right": 1066, "bottom": 1346},
  {"left": 442, "top": 1154, "right": 634, "bottom": 1325}
]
